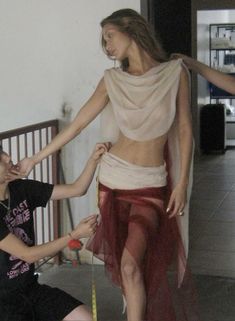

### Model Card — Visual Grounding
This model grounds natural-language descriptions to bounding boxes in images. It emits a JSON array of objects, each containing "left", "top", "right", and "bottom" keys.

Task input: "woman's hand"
[
  {"left": 5, "top": 165, "right": 25, "bottom": 182},
  {"left": 16, "top": 157, "right": 36, "bottom": 177},
  {"left": 70, "top": 214, "right": 98, "bottom": 239},
  {"left": 90, "top": 142, "right": 112, "bottom": 162},
  {"left": 166, "top": 183, "right": 187, "bottom": 218}
]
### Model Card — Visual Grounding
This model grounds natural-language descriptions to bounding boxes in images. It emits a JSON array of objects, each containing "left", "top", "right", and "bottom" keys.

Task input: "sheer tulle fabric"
[{"left": 87, "top": 183, "right": 198, "bottom": 321}]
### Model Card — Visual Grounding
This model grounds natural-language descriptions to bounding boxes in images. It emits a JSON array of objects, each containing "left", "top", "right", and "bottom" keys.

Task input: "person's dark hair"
[
  {"left": 100, "top": 8, "right": 168, "bottom": 70},
  {"left": 0, "top": 145, "right": 3, "bottom": 159}
]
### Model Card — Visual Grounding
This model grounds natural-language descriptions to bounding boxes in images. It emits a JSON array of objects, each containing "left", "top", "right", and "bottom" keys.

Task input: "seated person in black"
[{"left": 0, "top": 142, "right": 109, "bottom": 321}]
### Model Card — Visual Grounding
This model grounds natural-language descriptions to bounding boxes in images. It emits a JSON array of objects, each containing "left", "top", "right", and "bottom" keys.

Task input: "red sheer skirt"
[{"left": 87, "top": 183, "right": 199, "bottom": 321}]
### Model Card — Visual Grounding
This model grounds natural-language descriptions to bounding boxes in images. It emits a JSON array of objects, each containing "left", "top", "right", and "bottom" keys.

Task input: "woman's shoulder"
[
  {"left": 177, "top": 59, "right": 190, "bottom": 79},
  {"left": 166, "top": 58, "right": 184, "bottom": 68},
  {"left": 104, "top": 67, "right": 121, "bottom": 75},
  {"left": 103, "top": 67, "right": 124, "bottom": 84}
]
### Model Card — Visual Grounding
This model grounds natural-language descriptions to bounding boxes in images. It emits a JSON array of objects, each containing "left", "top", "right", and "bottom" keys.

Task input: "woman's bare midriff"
[{"left": 109, "top": 132, "right": 168, "bottom": 167}]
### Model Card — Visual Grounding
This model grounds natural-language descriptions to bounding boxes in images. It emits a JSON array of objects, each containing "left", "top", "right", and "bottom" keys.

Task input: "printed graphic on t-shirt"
[
  {"left": 3, "top": 200, "right": 32, "bottom": 279},
  {"left": 4, "top": 200, "right": 30, "bottom": 227}
]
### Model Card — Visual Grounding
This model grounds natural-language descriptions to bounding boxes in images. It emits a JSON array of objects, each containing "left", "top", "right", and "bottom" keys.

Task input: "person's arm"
[
  {"left": 51, "top": 142, "right": 110, "bottom": 200},
  {"left": 0, "top": 214, "right": 97, "bottom": 264},
  {"left": 173, "top": 53, "right": 235, "bottom": 95},
  {"left": 167, "top": 66, "right": 193, "bottom": 218},
  {"left": 18, "top": 78, "right": 109, "bottom": 176}
]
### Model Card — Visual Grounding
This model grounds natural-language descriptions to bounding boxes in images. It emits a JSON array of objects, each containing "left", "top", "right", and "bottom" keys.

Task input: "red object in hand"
[{"left": 68, "top": 239, "right": 83, "bottom": 250}]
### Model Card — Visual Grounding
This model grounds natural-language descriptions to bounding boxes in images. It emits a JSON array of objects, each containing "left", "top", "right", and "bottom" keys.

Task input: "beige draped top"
[
  {"left": 100, "top": 59, "right": 193, "bottom": 277},
  {"left": 102, "top": 59, "right": 182, "bottom": 142}
]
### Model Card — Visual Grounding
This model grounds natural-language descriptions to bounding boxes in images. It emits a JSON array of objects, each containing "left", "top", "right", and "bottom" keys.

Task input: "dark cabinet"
[{"left": 200, "top": 104, "right": 226, "bottom": 153}]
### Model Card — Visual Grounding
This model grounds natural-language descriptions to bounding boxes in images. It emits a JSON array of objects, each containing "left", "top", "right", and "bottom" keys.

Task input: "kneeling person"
[{"left": 0, "top": 143, "right": 108, "bottom": 321}]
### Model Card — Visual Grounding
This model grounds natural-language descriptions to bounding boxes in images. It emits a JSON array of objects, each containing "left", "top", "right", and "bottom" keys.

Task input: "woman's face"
[
  {"left": 102, "top": 24, "right": 132, "bottom": 61},
  {"left": 0, "top": 152, "right": 13, "bottom": 183}
]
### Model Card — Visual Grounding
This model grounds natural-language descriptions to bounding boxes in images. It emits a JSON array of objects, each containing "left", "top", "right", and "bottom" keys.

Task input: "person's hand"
[
  {"left": 70, "top": 214, "right": 98, "bottom": 239},
  {"left": 16, "top": 157, "right": 35, "bottom": 177},
  {"left": 90, "top": 142, "right": 112, "bottom": 162},
  {"left": 166, "top": 183, "right": 187, "bottom": 218},
  {"left": 4, "top": 164, "right": 25, "bottom": 182},
  {"left": 170, "top": 53, "right": 192, "bottom": 69},
  {"left": 171, "top": 53, "right": 185, "bottom": 60}
]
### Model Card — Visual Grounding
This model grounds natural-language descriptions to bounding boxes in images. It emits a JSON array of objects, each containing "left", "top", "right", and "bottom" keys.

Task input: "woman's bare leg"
[
  {"left": 121, "top": 248, "right": 146, "bottom": 321},
  {"left": 63, "top": 304, "right": 92, "bottom": 321},
  {"left": 120, "top": 203, "right": 160, "bottom": 321},
  {"left": 121, "top": 220, "right": 147, "bottom": 321}
]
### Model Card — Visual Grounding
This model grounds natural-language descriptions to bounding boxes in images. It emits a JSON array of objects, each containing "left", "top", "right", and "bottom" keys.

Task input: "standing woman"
[{"left": 18, "top": 9, "right": 196, "bottom": 321}]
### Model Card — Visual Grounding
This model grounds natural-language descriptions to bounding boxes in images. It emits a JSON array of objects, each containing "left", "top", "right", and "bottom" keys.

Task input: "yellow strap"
[
  {"left": 92, "top": 275, "right": 98, "bottom": 321},
  {"left": 91, "top": 173, "right": 100, "bottom": 321}
]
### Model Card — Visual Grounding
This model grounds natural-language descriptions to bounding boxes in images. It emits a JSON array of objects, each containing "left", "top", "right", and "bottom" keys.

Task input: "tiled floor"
[
  {"left": 189, "top": 150, "right": 235, "bottom": 278},
  {"left": 39, "top": 264, "right": 235, "bottom": 321},
  {"left": 38, "top": 150, "right": 235, "bottom": 321}
]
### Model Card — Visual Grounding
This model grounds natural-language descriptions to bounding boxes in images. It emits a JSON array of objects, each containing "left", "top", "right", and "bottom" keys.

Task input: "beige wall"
[{"left": 0, "top": 0, "right": 141, "bottom": 228}]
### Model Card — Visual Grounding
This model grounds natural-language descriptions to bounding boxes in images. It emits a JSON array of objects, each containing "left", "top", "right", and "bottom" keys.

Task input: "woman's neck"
[{"left": 127, "top": 45, "right": 159, "bottom": 75}]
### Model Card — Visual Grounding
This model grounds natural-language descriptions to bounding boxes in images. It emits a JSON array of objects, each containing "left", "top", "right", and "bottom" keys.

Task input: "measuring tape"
[
  {"left": 68, "top": 238, "right": 98, "bottom": 321},
  {"left": 68, "top": 174, "right": 100, "bottom": 321},
  {"left": 91, "top": 252, "right": 98, "bottom": 321},
  {"left": 91, "top": 174, "right": 100, "bottom": 321}
]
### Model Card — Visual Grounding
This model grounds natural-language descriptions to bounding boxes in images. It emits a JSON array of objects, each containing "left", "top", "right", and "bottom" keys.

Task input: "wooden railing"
[{"left": 0, "top": 120, "right": 61, "bottom": 266}]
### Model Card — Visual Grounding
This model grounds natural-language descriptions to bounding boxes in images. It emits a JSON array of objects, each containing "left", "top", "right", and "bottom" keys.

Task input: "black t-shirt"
[{"left": 0, "top": 179, "right": 53, "bottom": 293}]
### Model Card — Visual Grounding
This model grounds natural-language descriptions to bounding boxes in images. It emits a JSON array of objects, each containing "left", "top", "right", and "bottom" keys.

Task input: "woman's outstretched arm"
[{"left": 18, "top": 78, "right": 109, "bottom": 176}]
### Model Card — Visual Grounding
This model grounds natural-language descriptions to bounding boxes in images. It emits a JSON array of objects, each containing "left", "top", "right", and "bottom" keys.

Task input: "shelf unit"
[{"left": 209, "top": 23, "right": 235, "bottom": 147}]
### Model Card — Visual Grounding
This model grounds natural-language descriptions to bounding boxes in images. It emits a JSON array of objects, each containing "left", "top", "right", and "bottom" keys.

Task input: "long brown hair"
[{"left": 100, "top": 8, "right": 168, "bottom": 70}]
